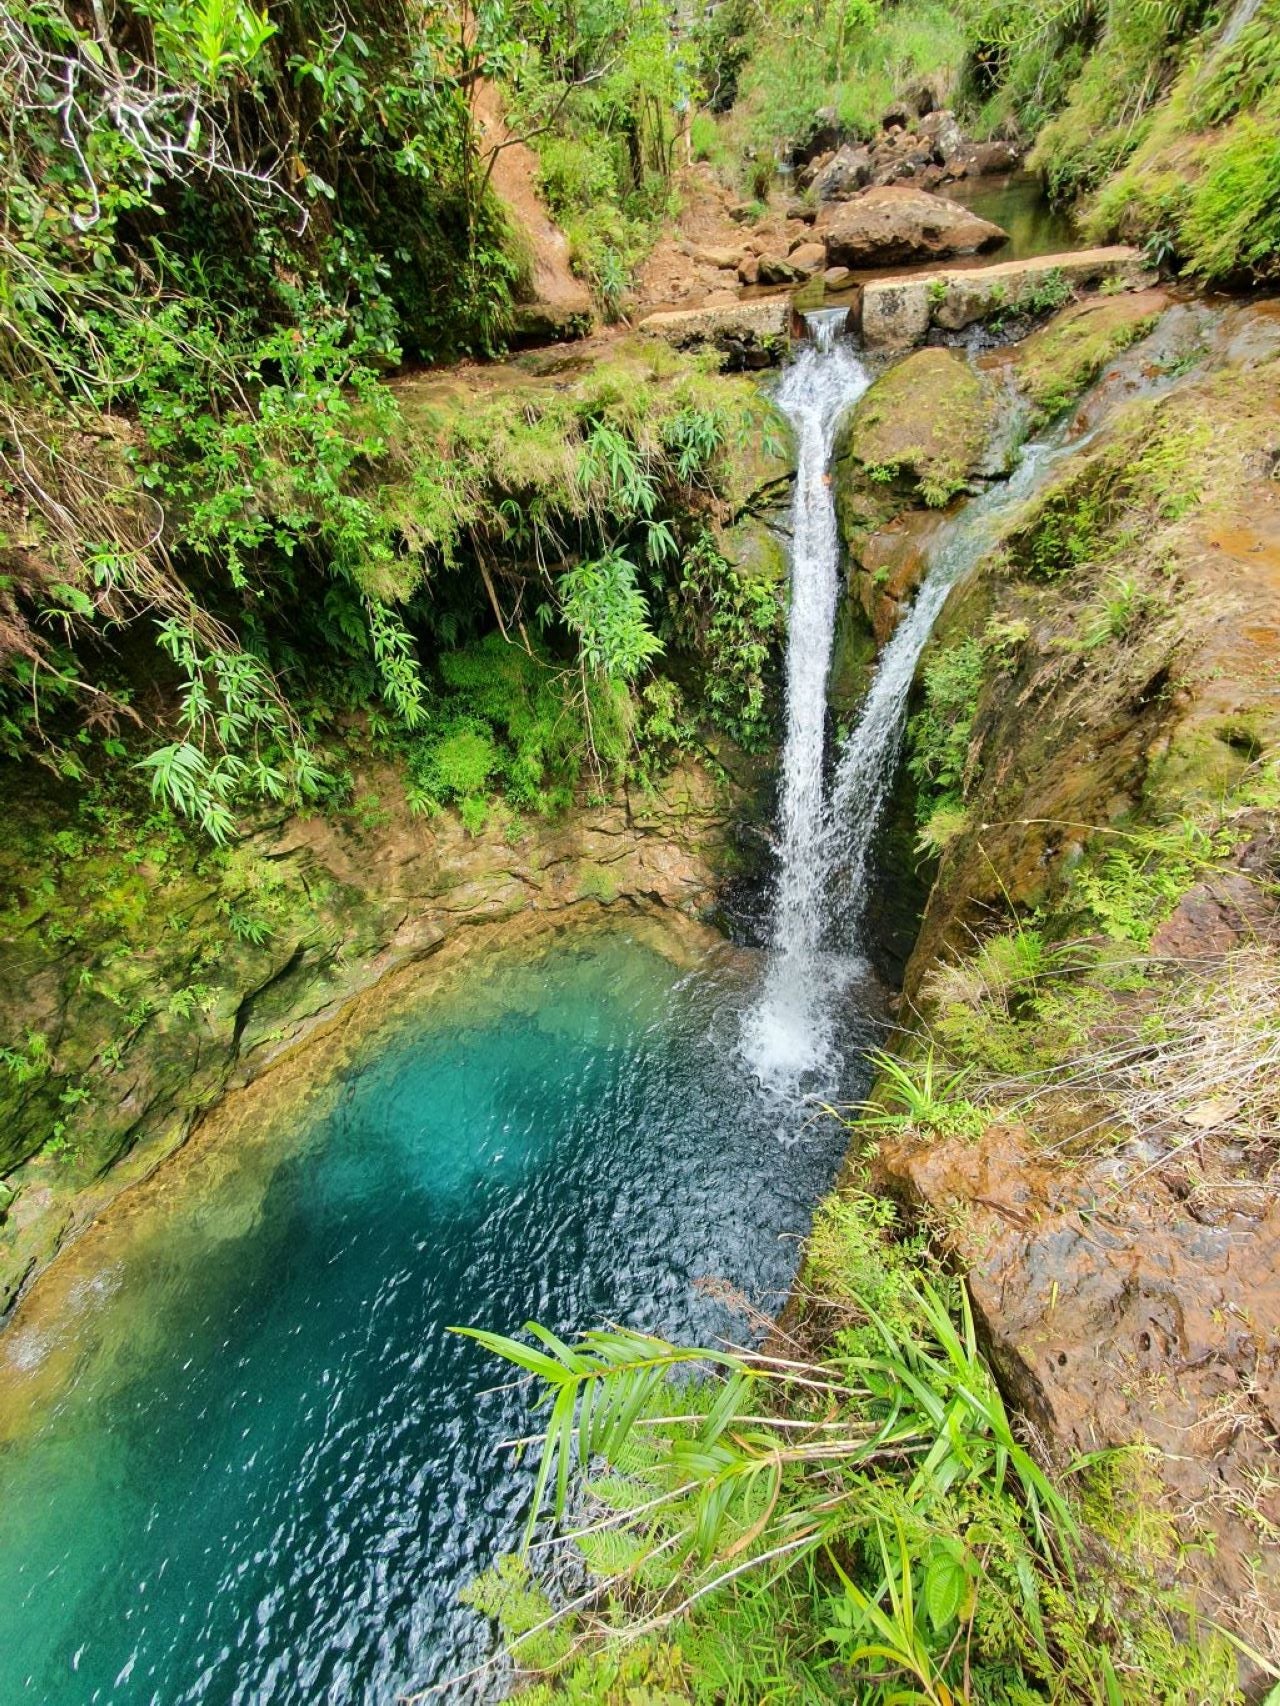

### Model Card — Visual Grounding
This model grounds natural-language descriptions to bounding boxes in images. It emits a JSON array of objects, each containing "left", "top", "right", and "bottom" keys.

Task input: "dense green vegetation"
[
  {"left": 0, "top": 0, "right": 788, "bottom": 849},
  {"left": 4, "top": 3, "right": 1280, "bottom": 1697},
  {"left": 4, "top": 0, "right": 1277, "bottom": 854},
  {"left": 457, "top": 1188, "right": 1244, "bottom": 1704},
  {"left": 691, "top": 0, "right": 1280, "bottom": 282}
]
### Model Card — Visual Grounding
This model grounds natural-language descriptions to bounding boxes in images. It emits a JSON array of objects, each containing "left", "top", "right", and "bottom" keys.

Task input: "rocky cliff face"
[
  {"left": 0, "top": 760, "right": 752, "bottom": 1316},
  {"left": 846, "top": 295, "right": 1280, "bottom": 1676}
]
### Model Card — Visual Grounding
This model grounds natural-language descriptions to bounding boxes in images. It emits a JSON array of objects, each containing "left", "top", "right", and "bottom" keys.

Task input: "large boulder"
[
  {"left": 812, "top": 143, "right": 873, "bottom": 201},
  {"left": 832, "top": 349, "right": 999, "bottom": 646},
  {"left": 820, "top": 185, "right": 1006, "bottom": 269},
  {"left": 834, "top": 347, "right": 999, "bottom": 519}
]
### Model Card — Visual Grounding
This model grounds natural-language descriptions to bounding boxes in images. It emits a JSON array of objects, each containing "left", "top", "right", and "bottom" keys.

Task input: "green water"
[
  {"left": 945, "top": 171, "right": 1079, "bottom": 261},
  {"left": 0, "top": 919, "right": 870, "bottom": 1703}
]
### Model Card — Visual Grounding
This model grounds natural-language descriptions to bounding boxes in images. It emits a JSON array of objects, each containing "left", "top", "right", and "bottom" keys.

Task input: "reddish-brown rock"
[
  {"left": 788, "top": 241, "right": 828, "bottom": 274},
  {"left": 877, "top": 1122, "right": 1280, "bottom": 1659},
  {"left": 819, "top": 185, "right": 1006, "bottom": 268}
]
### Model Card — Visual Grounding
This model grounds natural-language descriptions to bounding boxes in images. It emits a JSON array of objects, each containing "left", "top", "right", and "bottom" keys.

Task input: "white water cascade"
[
  {"left": 739, "top": 310, "right": 870, "bottom": 1091},
  {"left": 1221, "top": 0, "right": 1263, "bottom": 47},
  {"left": 742, "top": 312, "right": 1079, "bottom": 1098},
  {"left": 823, "top": 440, "right": 1062, "bottom": 939}
]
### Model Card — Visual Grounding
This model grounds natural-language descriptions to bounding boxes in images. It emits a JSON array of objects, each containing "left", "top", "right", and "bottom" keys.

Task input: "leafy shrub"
[
  {"left": 666, "top": 533, "right": 784, "bottom": 750},
  {"left": 907, "top": 637, "right": 985, "bottom": 844},
  {"left": 409, "top": 721, "right": 501, "bottom": 809}
]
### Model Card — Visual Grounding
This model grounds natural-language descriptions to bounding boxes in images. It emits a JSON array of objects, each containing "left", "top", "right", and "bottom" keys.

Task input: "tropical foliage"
[
  {"left": 0, "top": 0, "right": 787, "bottom": 841},
  {"left": 455, "top": 1189, "right": 1242, "bottom": 1703}
]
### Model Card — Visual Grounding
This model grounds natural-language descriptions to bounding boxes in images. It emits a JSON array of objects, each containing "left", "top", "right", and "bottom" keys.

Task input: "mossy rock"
[
  {"left": 720, "top": 514, "right": 788, "bottom": 586},
  {"left": 1011, "top": 290, "right": 1169, "bottom": 429},
  {"left": 833, "top": 349, "right": 999, "bottom": 539},
  {"left": 828, "top": 595, "right": 878, "bottom": 723}
]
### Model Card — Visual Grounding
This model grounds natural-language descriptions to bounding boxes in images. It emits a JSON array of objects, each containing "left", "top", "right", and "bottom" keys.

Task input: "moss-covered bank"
[
  {"left": 0, "top": 750, "right": 763, "bottom": 1318},
  {"left": 860, "top": 291, "right": 1280, "bottom": 1681}
]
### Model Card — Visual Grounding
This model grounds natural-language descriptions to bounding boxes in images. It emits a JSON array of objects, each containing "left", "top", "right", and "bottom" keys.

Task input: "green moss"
[
  {"left": 906, "top": 636, "right": 985, "bottom": 848},
  {"left": 1082, "top": 3, "right": 1280, "bottom": 281},
  {"left": 1012, "top": 296, "right": 1164, "bottom": 429},
  {"left": 1181, "top": 108, "right": 1280, "bottom": 279},
  {"left": 1005, "top": 391, "right": 1218, "bottom": 582},
  {"left": 827, "top": 597, "right": 878, "bottom": 725},
  {"left": 837, "top": 350, "right": 998, "bottom": 515},
  {"left": 575, "top": 862, "right": 619, "bottom": 902}
]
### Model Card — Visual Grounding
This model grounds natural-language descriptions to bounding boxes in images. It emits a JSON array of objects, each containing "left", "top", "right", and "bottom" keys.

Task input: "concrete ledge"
[
  {"left": 861, "top": 247, "right": 1153, "bottom": 351},
  {"left": 638, "top": 298, "right": 792, "bottom": 361}
]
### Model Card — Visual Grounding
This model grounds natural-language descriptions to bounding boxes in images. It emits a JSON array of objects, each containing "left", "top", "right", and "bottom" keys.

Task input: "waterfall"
[
  {"left": 742, "top": 309, "right": 1083, "bottom": 1099},
  {"left": 770, "top": 312, "right": 870, "bottom": 961},
  {"left": 1221, "top": 0, "right": 1262, "bottom": 46},
  {"left": 739, "top": 310, "right": 869, "bottom": 1092},
  {"left": 823, "top": 441, "right": 1062, "bottom": 938}
]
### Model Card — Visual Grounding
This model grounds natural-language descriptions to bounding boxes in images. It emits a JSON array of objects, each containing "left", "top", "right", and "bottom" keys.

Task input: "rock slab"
[
  {"left": 861, "top": 246, "right": 1150, "bottom": 350},
  {"left": 639, "top": 298, "right": 791, "bottom": 362},
  {"left": 820, "top": 185, "right": 1006, "bottom": 269}
]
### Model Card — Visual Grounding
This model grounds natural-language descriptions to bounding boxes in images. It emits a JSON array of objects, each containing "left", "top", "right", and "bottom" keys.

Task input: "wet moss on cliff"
[
  {"left": 855, "top": 305, "right": 1280, "bottom": 1677},
  {"left": 1009, "top": 291, "right": 1168, "bottom": 430},
  {"left": 834, "top": 348, "right": 999, "bottom": 522}
]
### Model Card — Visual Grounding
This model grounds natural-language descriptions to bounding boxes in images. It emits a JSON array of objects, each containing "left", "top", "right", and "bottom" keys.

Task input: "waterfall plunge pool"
[{"left": 0, "top": 911, "right": 882, "bottom": 1705}]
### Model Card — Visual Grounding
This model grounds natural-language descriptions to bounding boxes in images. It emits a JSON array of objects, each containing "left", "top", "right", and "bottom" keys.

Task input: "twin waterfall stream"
[
  {"left": 743, "top": 309, "right": 1060, "bottom": 1097},
  {"left": 0, "top": 308, "right": 1089, "bottom": 1706}
]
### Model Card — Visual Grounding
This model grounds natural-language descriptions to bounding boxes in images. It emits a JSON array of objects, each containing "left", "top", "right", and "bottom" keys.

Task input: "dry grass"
[{"left": 921, "top": 942, "right": 1280, "bottom": 1203}]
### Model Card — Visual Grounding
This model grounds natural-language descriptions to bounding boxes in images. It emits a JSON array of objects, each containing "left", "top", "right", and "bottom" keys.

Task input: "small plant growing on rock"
[{"left": 852, "top": 1048, "right": 986, "bottom": 1139}]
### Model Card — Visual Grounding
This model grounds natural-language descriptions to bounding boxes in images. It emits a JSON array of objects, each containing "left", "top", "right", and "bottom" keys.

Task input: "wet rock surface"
[
  {"left": 876, "top": 1106, "right": 1280, "bottom": 1662},
  {"left": 831, "top": 347, "right": 998, "bottom": 640},
  {"left": 862, "top": 297, "right": 1280, "bottom": 1675}
]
